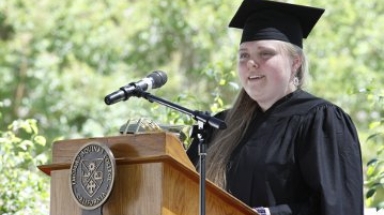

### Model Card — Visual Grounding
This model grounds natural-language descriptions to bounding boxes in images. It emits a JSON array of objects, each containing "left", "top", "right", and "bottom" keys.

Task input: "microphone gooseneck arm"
[{"left": 134, "top": 90, "right": 227, "bottom": 130}]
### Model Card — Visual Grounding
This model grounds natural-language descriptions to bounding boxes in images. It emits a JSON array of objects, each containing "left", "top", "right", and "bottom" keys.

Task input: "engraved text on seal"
[{"left": 69, "top": 142, "right": 116, "bottom": 210}]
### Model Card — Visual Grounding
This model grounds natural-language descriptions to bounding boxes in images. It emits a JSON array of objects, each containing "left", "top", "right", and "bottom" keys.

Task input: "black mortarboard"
[{"left": 229, "top": 0, "right": 325, "bottom": 48}]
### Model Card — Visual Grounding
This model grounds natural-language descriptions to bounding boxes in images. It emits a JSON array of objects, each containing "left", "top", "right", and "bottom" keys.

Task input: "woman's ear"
[{"left": 292, "top": 55, "right": 303, "bottom": 73}]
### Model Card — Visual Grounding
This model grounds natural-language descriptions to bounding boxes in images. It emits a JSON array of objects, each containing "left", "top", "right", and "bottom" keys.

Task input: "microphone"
[{"left": 104, "top": 70, "right": 168, "bottom": 105}]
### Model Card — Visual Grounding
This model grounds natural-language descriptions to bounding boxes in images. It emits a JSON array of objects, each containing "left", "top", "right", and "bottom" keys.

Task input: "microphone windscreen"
[{"left": 149, "top": 70, "right": 168, "bottom": 88}]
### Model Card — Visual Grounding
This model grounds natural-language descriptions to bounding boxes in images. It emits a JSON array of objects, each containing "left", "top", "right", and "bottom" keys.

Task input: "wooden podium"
[{"left": 39, "top": 132, "right": 256, "bottom": 215}]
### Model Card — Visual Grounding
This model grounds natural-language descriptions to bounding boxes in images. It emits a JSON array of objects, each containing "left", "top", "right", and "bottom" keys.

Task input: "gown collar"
[{"left": 256, "top": 90, "right": 303, "bottom": 115}]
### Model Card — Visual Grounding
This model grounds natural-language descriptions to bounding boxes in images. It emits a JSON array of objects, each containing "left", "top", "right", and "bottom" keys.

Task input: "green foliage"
[
  {"left": 0, "top": 0, "right": 242, "bottom": 140},
  {"left": 362, "top": 90, "right": 384, "bottom": 210},
  {"left": 0, "top": 108, "right": 50, "bottom": 214}
]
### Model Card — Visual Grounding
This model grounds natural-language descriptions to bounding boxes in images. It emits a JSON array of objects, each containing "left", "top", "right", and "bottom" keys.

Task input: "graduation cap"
[{"left": 229, "top": 0, "right": 325, "bottom": 48}]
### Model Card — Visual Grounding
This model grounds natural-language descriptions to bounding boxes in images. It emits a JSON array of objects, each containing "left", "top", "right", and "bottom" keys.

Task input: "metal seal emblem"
[{"left": 69, "top": 142, "right": 116, "bottom": 210}]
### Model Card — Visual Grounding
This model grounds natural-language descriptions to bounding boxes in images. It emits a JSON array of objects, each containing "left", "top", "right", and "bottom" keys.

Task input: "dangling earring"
[{"left": 293, "top": 76, "right": 300, "bottom": 87}]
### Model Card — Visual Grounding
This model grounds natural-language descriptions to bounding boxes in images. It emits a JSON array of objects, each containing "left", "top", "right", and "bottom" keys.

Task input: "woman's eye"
[
  {"left": 260, "top": 51, "right": 274, "bottom": 58},
  {"left": 239, "top": 53, "right": 249, "bottom": 60}
]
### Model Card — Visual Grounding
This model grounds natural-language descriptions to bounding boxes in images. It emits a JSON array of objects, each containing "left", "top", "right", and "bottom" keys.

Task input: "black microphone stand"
[{"left": 133, "top": 90, "right": 227, "bottom": 215}]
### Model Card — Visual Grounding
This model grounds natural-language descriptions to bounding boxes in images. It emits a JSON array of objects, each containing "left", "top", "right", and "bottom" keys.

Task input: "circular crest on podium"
[{"left": 69, "top": 142, "right": 116, "bottom": 210}]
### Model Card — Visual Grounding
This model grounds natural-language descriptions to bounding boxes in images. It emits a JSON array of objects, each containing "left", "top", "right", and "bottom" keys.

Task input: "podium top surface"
[{"left": 39, "top": 132, "right": 195, "bottom": 175}]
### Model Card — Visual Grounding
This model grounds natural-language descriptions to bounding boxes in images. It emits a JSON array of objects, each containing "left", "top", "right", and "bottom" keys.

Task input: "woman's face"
[{"left": 237, "top": 40, "right": 300, "bottom": 110}]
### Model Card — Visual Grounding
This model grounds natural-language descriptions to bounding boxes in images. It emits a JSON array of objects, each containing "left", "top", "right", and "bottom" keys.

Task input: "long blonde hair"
[{"left": 205, "top": 41, "right": 308, "bottom": 189}]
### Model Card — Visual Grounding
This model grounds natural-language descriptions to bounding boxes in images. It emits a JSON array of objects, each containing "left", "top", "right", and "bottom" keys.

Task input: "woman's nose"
[{"left": 247, "top": 59, "right": 259, "bottom": 69}]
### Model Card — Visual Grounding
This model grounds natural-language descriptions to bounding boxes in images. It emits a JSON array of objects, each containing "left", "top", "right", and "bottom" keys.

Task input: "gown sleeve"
[{"left": 288, "top": 105, "right": 364, "bottom": 215}]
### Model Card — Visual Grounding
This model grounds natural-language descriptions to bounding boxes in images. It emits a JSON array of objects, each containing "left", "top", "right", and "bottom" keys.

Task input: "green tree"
[
  {"left": 363, "top": 89, "right": 384, "bottom": 210},
  {"left": 0, "top": 106, "right": 50, "bottom": 214}
]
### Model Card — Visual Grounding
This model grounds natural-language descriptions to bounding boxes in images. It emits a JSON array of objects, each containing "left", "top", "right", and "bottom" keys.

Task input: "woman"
[{"left": 187, "top": 0, "right": 364, "bottom": 215}]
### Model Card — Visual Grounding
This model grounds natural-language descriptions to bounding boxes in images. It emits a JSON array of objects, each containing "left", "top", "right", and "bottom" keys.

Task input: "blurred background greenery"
[{"left": 0, "top": 0, "right": 383, "bottom": 214}]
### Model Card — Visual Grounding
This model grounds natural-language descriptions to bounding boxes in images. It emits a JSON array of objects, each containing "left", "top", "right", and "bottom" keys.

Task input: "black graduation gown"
[{"left": 187, "top": 90, "right": 364, "bottom": 215}]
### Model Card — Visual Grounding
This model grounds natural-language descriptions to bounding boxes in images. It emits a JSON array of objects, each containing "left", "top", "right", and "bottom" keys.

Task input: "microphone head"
[{"left": 148, "top": 70, "right": 168, "bottom": 89}]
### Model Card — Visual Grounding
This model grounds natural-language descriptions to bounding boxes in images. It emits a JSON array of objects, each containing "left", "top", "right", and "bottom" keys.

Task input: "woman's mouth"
[{"left": 248, "top": 75, "right": 264, "bottom": 80}]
